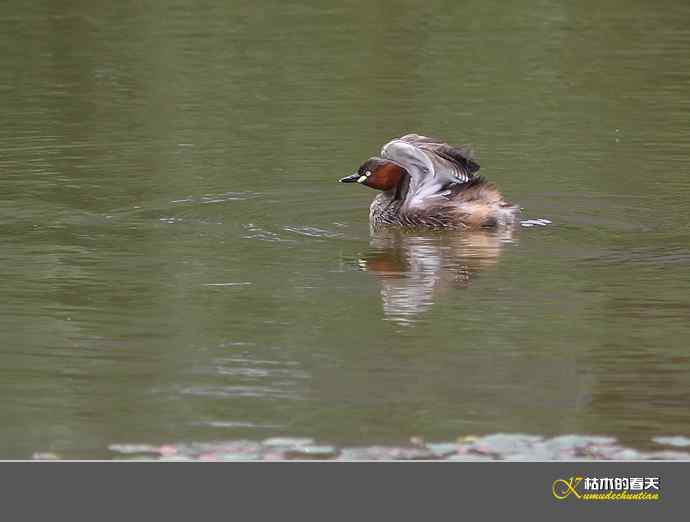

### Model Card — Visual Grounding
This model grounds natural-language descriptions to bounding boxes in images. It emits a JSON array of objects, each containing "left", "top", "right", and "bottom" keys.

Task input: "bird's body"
[{"left": 340, "top": 134, "right": 520, "bottom": 230}]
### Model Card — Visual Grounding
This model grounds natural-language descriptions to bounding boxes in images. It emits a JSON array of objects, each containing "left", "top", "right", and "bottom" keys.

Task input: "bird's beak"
[{"left": 339, "top": 173, "right": 361, "bottom": 183}]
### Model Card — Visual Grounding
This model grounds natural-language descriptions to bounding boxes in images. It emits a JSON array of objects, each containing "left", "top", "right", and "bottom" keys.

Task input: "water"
[{"left": 1, "top": 0, "right": 690, "bottom": 459}]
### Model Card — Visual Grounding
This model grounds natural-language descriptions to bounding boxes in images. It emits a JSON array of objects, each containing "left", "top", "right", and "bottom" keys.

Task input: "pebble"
[
  {"left": 652, "top": 436, "right": 690, "bottom": 447},
  {"left": 426, "top": 443, "right": 459, "bottom": 458},
  {"left": 285, "top": 445, "right": 338, "bottom": 459},
  {"left": 446, "top": 453, "right": 492, "bottom": 461},
  {"left": 108, "top": 444, "right": 160, "bottom": 455},
  {"left": 32, "top": 452, "right": 61, "bottom": 460},
  {"left": 262, "top": 437, "right": 315, "bottom": 448},
  {"left": 467, "top": 433, "right": 543, "bottom": 457},
  {"left": 46, "top": 433, "right": 690, "bottom": 461}
]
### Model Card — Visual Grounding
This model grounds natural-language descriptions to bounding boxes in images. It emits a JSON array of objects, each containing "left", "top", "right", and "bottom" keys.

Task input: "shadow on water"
[{"left": 359, "top": 228, "right": 516, "bottom": 323}]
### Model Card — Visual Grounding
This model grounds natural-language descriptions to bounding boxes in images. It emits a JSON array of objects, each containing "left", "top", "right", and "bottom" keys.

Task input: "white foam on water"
[{"left": 520, "top": 218, "right": 552, "bottom": 228}]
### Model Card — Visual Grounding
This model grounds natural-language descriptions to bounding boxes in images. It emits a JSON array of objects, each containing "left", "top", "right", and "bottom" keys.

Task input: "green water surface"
[{"left": 1, "top": 0, "right": 689, "bottom": 458}]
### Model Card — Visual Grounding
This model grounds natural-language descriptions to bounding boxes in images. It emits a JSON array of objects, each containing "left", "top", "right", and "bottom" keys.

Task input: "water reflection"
[{"left": 360, "top": 228, "right": 515, "bottom": 322}]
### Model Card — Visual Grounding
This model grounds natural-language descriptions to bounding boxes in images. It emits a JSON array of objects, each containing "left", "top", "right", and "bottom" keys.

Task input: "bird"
[{"left": 339, "top": 134, "right": 520, "bottom": 230}]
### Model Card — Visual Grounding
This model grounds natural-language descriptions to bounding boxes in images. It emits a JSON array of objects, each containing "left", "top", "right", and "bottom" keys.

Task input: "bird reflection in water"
[{"left": 359, "top": 228, "right": 515, "bottom": 323}]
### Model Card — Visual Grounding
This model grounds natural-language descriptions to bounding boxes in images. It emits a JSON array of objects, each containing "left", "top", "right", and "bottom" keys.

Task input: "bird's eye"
[{"left": 365, "top": 171, "right": 371, "bottom": 177}]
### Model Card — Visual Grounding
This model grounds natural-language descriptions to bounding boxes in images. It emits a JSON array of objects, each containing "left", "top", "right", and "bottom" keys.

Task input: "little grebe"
[{"left": 339, "top": 134, "right": 519, "bottom": 229}]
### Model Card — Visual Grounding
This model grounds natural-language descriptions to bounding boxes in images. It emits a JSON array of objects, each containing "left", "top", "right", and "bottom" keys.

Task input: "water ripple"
[
  {"left": 171, "top": 192, "right": 260, "bottom": 205},
  {"left": 180, "top": 385, "right": 304, "bottom": 400},
  {"left": 282, "top": 225, "right": 343, "bottom": 238},
  {"left": 203, "top": 282, "right": 253, "bottom": 287},
  {"left": 242, "top": 223, "right": 295, "bottom": 242}
]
